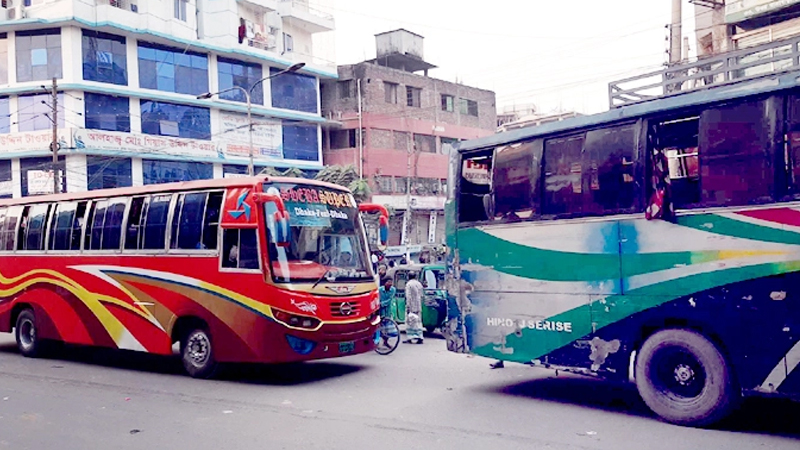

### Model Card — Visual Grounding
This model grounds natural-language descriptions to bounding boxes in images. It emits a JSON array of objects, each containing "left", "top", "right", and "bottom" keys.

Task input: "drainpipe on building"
[{"left": 357, "top": 78, "right": 363, "bottom": 179}]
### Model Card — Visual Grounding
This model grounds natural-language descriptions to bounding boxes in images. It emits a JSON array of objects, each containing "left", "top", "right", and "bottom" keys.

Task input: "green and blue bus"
[{"left": 444, "top": 70, "right": 800, "bottom": 426}]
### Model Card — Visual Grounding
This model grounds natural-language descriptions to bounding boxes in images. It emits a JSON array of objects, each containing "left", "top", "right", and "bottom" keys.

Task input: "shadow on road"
[
  {"left": 0, "top": 340, "right": 367, "bottom": 386},
  {"left": 492, "top": 375, "right": 800, "bottom": 438}
]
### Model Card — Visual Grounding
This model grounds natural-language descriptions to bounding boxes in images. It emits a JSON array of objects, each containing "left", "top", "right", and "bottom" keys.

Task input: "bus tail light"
[{"left": 272, "top": 308, "right": 321, "bottom": 330}]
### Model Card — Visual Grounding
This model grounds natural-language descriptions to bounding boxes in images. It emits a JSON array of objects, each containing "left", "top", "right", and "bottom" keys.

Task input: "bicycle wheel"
[{"left": 375, "top": 317, "right": 400, "bottom": 355}]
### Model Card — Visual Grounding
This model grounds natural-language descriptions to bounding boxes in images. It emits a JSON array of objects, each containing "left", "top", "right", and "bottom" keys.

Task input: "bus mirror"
[
  {"left": 379, "top": 215, "right": 389, "bottom": 246},
  {"left": 273, "top": 210, "right": 290, "bottom": 247},
  {"left": 254, "top": 192, "right": 287, "bottom": 214},
  {"left": 359, "top": 203, "right": 390, "bottom": 246}
]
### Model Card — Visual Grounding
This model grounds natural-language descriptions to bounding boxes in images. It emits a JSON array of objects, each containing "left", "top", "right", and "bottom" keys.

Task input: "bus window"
[
  {"left": 785, "top": 95, "right": 800, "bottom": 198},
  {"left": 651, "top": 116, "right": 701, "bottom": 208},
  {"left": 698, "top": 99, "right": 775, "bottom": 207},
  {"left": 543, "top": 135, "right": 584, "bottom": 215},
  {"left": 143, "top": 194, "right": 171, "bottom": 250},
  {"left": 171, "top": 192, "right": 207, "bottom": 250},
  {"left": 202, "top": 192, "right": 223, "bottom": 250},
  {"left": 50, "top": 202, "right": 79, "bottom": 251},
  {"left": 125, "top": 197, "right": 146, "bottom": 250},
  {"left": 493, "top": 139, "right": 542, "bottom": 220},
  {"left": 458, "top": 152, "right": 492, "bottom": 223},
  {"left": 23, "top": 204, "right": 50, "bottom": 251},
  {"left": 0, "top": 209, "right": 5, "bottom": 251},
  {"left": 1, "top": 206, "right": 21, "bottom": 251},
  {"left": 86, "top": 200, "right": 107, "bottom": 250},
  {"left": 101, "top": 199, "right": 126, "bottom": 250},
  {"left": 222, "top": 229, "right": 259, "bottom": 270},
  {"left": 583, "top": 124, "right": 637, "bottom": 214}
]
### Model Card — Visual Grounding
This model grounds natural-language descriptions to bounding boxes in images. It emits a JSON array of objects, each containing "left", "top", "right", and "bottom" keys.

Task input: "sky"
[{"left": 312, "top": 0, "right": 698, "bottom": 115}]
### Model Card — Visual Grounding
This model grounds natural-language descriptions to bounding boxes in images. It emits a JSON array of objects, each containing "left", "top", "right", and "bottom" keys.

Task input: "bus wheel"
[
  {"left": 181, "top": 327, "right": 218, "bottom": 379},
  {"left": 635, "top": 329, "right": 738, "bottom": 427},
  {"left": 15, "top": 309, "right": 43, "bottom": 358}
]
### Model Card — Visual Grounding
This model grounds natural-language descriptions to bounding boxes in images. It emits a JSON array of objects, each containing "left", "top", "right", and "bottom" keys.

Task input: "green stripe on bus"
[
  {"left": 470, "top": 259, "right": 800, "bottom": 363},
  {"left": 677, "top": 214, "right": 800, "bottom": 246}
]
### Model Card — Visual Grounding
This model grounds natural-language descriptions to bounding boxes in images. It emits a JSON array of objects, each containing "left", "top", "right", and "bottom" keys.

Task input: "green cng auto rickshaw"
[{"left": 387, "top": 264, "right": 447, "bottom": 333}]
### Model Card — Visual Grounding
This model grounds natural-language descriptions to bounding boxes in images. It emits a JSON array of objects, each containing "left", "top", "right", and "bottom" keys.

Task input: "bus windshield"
[{"left": 264, "top": 182, "right": 372, "bottom": 283}]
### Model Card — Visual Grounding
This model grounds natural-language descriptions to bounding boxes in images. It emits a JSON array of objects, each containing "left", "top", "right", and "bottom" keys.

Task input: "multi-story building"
[
  {"left": 0, "top": 0, "right": 335, "bottom": 198},
  {"left": 694, "top": 0, "right": 800, "bottom": 56},
  {"left": 321, "top": 29, "right": 496, "bottom": 251}
]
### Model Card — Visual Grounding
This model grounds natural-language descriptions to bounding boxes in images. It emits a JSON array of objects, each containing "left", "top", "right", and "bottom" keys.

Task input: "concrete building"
[
  {"left": 694, "top": 0, "right": 800, "bottom": 57},
  {"left": 321, "top": 29, "right": 496, "bottom": 250},
  {"left": 0, "top": 0, "right": 335, "bottom": 198}
]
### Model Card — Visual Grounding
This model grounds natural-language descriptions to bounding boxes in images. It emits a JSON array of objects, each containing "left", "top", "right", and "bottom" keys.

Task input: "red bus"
[{"left": 0, "top": 176, "right": 389, "bottom": 378}]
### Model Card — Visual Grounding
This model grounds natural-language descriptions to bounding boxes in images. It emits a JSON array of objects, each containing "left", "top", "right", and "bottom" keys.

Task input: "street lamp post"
[{"left": 198, "top": 62, "right": 305, "bottom": 176}]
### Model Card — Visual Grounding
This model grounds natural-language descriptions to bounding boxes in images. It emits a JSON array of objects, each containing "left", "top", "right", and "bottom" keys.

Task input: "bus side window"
[
  {"left": 458, "top": 153, "right": 493, "bottom": 223},
  {"left": 2, "top": 206, "right": 22, "bottom": 251},
  {"left": 697, "top": 99, "right": 774, "bottom": 207},
  {"left": 222, "top": 229, "right": 259, "bottom": 270},
  {"left": 87, "top": 200, "right": 107, "bottom": 251},
  {"left": 143, "top": 194, "right": 171, "bottom": 250},
  {"left": 101, "top": 198, "right": 126, "bottom": 251},
  {"left": 543, "top": 135, "right": 584, "bottom": 215},
  {"left": 125, "top": 197, "right": 146, "bottom": 250},
  {"left": 50, "top": 202, "right": 77, "bottom": 251},
  {"left": 493, "top": 140, "right": 542, "bottom": 220},
  {"left": 583, "top": 124, "right": 637, "bottom": 214},
  {"left": 16, "top": 206, "right": 30, "bottom": 251},
  {"left": 0, "top": 208, "right": 6, "bottom": 251},
  {"left": 72, "top": 202, "right": 87, "bottom": 251},
  {"left": 202, "top": 191, "right": 223, "bottom": 250},
  {"left": 24, "top": 204, "right": 50, "bottom": 251},
  {"left": 171, "top": 192, "right": 210, "bottom": 250}
]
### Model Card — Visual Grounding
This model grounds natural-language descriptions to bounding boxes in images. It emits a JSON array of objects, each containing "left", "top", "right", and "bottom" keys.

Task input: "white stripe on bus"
[{"left": 759, "top": 340, "right": 800, "bottom": 393}]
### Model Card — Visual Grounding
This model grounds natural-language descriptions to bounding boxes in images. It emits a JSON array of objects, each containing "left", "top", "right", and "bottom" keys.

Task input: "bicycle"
[{"left": 374, "top": 306, "right": 400, "bottom": 355}]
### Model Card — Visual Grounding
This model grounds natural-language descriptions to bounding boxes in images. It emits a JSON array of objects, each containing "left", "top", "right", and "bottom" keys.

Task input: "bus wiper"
[{"left": 312, "top": 269, "right": 335, "bottom": 289}]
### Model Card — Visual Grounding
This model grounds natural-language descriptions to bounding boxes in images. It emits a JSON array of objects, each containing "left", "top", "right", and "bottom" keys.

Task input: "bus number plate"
[{"left": 339, "top": 341, "right": 355, "bottom": 354}]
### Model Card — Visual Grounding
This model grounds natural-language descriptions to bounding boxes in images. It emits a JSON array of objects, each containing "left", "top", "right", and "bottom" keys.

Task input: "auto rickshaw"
[{"left": 386, "top": 264, "right": 447, "bottom": 333}]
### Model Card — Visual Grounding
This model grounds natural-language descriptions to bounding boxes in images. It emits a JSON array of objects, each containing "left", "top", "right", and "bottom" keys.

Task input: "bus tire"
[
  {"left": 181, "top": 327, "right": 218, "bottom": 379},
  {"left": 15, "top": 309, "right": 43, "bottom": 358},
  {"left": 635, "top": 328, "right": 738, "bottom": 427}
]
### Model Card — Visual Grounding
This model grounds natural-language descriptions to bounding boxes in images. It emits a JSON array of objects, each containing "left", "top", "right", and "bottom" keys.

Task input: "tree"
[{"left": 314, "top": 164, "right": 371, "bottom": 203}]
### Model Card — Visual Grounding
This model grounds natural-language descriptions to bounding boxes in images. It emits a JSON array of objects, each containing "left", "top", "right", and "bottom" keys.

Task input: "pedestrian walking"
[{"left": 403, "top": 272, "right": 424, "bottom": 344}]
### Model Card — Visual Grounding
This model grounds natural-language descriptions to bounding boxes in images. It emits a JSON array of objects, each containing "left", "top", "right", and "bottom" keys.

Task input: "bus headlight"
[{"left": 273, "top": 308, "right": 321, "bottom": 330}]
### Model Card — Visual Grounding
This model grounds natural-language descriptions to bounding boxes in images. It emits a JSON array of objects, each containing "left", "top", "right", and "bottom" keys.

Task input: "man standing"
[{"left": 404, "top": 272, "right": 424, "bottom": 344}]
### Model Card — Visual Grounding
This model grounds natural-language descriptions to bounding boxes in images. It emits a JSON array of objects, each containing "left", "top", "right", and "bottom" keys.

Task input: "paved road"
[{"left": 0, "top": 333, "right": 798, "bottom": 450}]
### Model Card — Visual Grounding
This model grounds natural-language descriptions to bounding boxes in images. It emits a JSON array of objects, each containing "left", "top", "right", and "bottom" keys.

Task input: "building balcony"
[
  {"left": 277, "top": 0, "right": 333, "bottom": 33},
  {"left": 237, "top": 0, "right": 278, "bottom": 11}
]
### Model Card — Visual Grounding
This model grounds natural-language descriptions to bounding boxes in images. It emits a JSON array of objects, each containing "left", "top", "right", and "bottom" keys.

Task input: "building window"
[
  {"left": 82, "top": 30, "right": 127, "bottom": 86},
  {"left": 338, "top": 80, "right": 352, "bottom": 99},
  {"left": 441, "top": 94, "right": 454, "bottom": 112},
  {"left": 459, "top": 98, "right": 478, "bottom": 117},
  {"left": 0, "top": 33, "right": 7, "bottom": 85},
  {"left": 384, "top": 82, "right": 398, "bottom": 104},
  {"left": 18, "top": 93, "right": 65, "bottom": 132},
  {"left": 282, "top": 124, "right": 319, "bottom": 162},
  {"left": 406, "top": 86, "right": 421, "bottom": 107},
  {"left": 138, "top": 42, "right": 208, "bottom": 95},
  {"left": 270, "top": 68, "right": 318, "bottom": 113},
  {"left": 140, "top": 100, "right": 211, "bottom": 140},
  {"left": 85, "top": 93, "right": 130, "bottom": 132},
  {"left": 441, "top": 137, "right": 459, "bottom": 154},
  {"left": 0, "top": 97, "right": 8, "bottom": 134},
  {"left": 218, "top": 57, "right": 263, "bottom": 105},
  {"left": 20, "top": 156, "right": 66, "bottom": 197},
  {"left": 142, "top": 160, "right": 213, "bottom": 185},
  {"left": 174, "top": 0, "right": 188, "bottom": 21},
  {"left": 0, "top": 160, "right": 11, "bottom": 199},
  {"left": 414, "top": 134, "right": 436, "bottom": 153},
  {"left": 16, "top": 29, "right": 62, "bottom": 82},
  {"left": 283, "top": 33, "right": 293, "bottom": 53},
  {"left": 375, "top": 176, "right": 393, "bottom": 194},
  {"left": 87, "top": 156, "right": 132, "bottom": 190}
]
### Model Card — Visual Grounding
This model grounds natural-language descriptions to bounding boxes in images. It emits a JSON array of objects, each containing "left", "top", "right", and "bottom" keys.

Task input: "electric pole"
[{"left": 50, "top": 77, "right": 60, "bottom": 194}]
